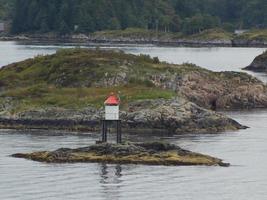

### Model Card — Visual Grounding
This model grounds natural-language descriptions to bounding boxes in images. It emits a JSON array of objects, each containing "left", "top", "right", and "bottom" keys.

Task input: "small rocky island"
[
  {"left": 1, "top": 48, "right": 267, "bottom": 133},
  {"left": 244, "top": 51, "right": 267, "bottom": 72},
  {"left": 12, "top": 142, "right": 229, "bottom": 167}
]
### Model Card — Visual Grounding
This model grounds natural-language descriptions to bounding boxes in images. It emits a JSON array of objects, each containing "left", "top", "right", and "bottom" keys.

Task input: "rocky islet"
[
  {"left": 244, "top": 51, "right": 267, "bottom": 73},
  {"left": 0, "top": 48, "right": 263, "bottom": 133},
  {"left": 12, "top": 141, "right": 230, "bottom": 167}
]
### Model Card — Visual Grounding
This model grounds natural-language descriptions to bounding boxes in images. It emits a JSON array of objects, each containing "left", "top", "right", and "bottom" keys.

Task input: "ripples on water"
[
  {"left": 0, "top": 41, "right": 267, "bottom": 200},
  {"left": 1, "top": 115, "right": 267, "bottom": 200}
]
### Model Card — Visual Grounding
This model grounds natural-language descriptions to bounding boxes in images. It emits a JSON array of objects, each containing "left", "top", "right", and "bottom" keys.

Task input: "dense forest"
[
  {"left": 2, "top": 0, "right": 267, "bottom": 35},
  {"left": 0, "top": 0, "right": 14, "bottom": 21}
]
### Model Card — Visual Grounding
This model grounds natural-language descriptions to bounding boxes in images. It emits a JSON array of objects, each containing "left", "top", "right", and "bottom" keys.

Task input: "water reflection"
[
  {"left": 99, "top": 164, "right": 123, "bottom": 200},
  {"left": 1, "top": 110, "right": 267, "bottom": 199}
]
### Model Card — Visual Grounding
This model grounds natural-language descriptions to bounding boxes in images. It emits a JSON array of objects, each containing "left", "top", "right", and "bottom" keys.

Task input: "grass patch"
[
  {"left": 92, "top": 27, "right": 183, "bottom": 39},
  {"left": 187, "top": 28, "right": 234, "bottom": 40},
  {"left": 93, "top": 28, "right": 235, "bottom": 41},
  {"left": 235, "top": 29, "right": 267, "bottom": 41},
  {"left": 1, "top": 84, "right": 176, "bottom": 112},
  {"left": 0, "top": 48, "right": 207, "bottom": 90}
]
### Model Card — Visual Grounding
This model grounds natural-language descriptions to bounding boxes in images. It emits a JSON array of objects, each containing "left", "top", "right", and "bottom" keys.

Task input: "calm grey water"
[{"left": 0, "top": 41, "right": 267, "bottom": 200}]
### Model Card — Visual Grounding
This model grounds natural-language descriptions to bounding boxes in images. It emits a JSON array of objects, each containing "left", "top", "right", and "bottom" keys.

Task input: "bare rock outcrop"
[
  {"left": 0, "top": 98, "right": 246, "bottom": 133},
  {"left": 148, "top": 70, "right": 267, "bottom": 110}
]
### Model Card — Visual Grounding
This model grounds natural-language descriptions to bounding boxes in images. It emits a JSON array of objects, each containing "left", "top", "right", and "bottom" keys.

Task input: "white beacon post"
[
  {"left": 101, "top": 93, "right": 121, "bottom": 143},
  {"left": 104, "top": 93, "right": 120, "bottom": 120}
]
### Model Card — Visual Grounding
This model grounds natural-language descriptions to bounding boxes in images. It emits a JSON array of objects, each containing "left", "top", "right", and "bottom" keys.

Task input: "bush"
[
  {"left": 139, "top": 54, "right": 152, "bottom": 62},
  {"left": 153, "top": 57, "right": 160, "bottom": 64}
]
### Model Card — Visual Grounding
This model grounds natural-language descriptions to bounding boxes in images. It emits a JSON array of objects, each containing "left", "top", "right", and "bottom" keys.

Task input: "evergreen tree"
[{"left": 9, "top": 0, "right": 267, "bottom": 34}]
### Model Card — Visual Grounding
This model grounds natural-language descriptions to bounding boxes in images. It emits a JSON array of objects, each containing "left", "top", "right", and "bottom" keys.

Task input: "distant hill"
[{"left": 10, "top": 0, "right": 267, "bottom": 35}]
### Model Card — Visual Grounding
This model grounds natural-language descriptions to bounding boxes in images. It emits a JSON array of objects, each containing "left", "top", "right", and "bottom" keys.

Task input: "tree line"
[{"left": 8, "top": 0, "right": 267, "bottom": 35}]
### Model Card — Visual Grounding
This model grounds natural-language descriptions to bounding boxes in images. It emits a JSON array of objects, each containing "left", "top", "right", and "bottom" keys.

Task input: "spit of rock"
[{"left": 12, "top": 142, "right": 230, "bottom": 167}]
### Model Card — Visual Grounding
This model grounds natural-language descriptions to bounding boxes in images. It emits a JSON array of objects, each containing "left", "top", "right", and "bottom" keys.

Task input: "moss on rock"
[{"left": 12, "top": 142, "right": 229, "bottom": 167}]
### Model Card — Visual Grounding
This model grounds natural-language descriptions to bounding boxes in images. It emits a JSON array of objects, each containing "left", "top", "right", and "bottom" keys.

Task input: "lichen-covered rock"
[
  {"left": 244, "top": 51, "right": 267, "bottom": 72},
  {"left": 150, "top": 70, "right": 267, "bottom": 110},
  {"left": 12, "top": 142, "right": 230, "bottom": 167},
  {"left": 123, "top": 98, "right": 246, "bottom": 133}
]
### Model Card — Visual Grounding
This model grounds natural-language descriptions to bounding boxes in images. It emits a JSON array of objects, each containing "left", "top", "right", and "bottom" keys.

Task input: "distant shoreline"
[{"left": 1, "top": 33, "right": 267, "bottom": 48}]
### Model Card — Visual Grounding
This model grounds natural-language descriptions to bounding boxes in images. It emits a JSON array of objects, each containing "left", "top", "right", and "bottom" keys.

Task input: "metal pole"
[
  {"left": 101, "top": 120, "right": 105, "bottom": 142},
  {"left": 104, "top": 120, "right": 107, "bottom": 142},
  {"left": 119, "top": 120, "right": 122, "bottom": 143},
  {"left": 116, "top": 120, "right": 122, "bottom": 144},
  {"left": 116, "top": 120, "right": 119, "bottom": 143}
]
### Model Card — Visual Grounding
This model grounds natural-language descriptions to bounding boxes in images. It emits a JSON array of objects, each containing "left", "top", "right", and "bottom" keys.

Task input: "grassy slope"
[
  {"left": 0, "top": 48, "right": 261, "bottom": 114},
  {"left": 0, "top": 48, "right": 181, "bottom": 112},
  {"left": 2, "top": 85, "right": 175, "bottom": 113},
  {"left": 92, "top": 28, "right": 232, "bottom": 41},
  {"left": 235, "top": 29, "right": 267, "bottom": 41},
  {"left": 187, "top": 28, "right": 234, "bottom": 40},
  {"left": 93, "top": 28, "right": 267, "bottom": 42},
  {"left": 92, "top": 28, "right": 183, "bottom": 40}
]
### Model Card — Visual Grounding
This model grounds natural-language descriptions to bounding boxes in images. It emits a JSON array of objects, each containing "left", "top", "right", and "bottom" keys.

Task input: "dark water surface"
[{"left": 0, "top": 41, "right": 267, "bottom": 200}]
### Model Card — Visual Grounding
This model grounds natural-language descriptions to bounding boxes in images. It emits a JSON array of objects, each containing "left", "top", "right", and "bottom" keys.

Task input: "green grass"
[
  {"left": 92, "top": 28, "right": 267, "bottom": 43},
  {"left": 93, "top": 28, "right": 267, "bottom": 42},
  {"left": 235, "top": 29, "right": 267, "bottom": 41},
  {"left": 1, "top": 84, "right": 176, "bottom": 112},
  {"left": 0, "top": 48, "right": 134, "bottom": 88},
  {"left": 0, "top": 48, "right": 204, "bottom": 89},
  {"left": 93, "top": 27, "right": 183, "bottom": 39},
  {"left": 187, "top": 28, "right": 234, "bottom": 40},
  {"left": 93, "top": 28, "right": 236, "bottom": 41}
]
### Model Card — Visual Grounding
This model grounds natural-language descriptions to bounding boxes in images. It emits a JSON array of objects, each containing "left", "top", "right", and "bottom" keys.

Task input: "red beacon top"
[{"left": 104, "top": 93, "right": 120, "bottom": 106}]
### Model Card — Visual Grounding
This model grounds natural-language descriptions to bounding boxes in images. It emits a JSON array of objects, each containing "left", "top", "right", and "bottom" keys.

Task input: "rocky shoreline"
[
  {"left": 1, "top": 48, "right": 266, "bottom": 133},
  {"left": 0, "top": 98, "right": 247, "bottom": 133},
  {"left": 1, "top": 33, "right": 267, "bottom": 47},
  {"left": 12, "top": 141, "right": 230, "bottom": 167}
]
